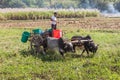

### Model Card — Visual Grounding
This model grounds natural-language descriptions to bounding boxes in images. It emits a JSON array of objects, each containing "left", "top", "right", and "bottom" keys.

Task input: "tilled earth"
[{"left": 0, "top": 17, "right": 120, "bottom": 29}]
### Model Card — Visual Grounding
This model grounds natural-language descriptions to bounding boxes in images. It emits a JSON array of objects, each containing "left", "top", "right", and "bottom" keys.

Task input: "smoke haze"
[{"left": 101, "top": 3, "right": 120, "bottom": 17}]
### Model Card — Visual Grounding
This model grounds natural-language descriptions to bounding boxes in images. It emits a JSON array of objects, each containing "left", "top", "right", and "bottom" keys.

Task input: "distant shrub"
[
  {"left": 0, "top": 8, "right": 100, "bottom": 20},
  {"left": 0, "top": 13, "right": 6, "bottom": 20}
]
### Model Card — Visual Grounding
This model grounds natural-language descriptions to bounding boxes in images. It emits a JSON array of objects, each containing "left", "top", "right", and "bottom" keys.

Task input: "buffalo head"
[
  {"left": 87, "top": 42, "right": 98, "bottom": 53},
  {"left": 64, "top": 42, "right": 74, "bottom": 53}
]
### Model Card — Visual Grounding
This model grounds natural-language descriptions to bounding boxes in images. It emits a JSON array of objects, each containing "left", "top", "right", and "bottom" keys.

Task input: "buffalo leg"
[
  {"left": 73, "top": 45, "right": 76, "bottom": 53},
  {"left": 85, "top": 48, "right": 89, "bottom": 56},
  {"left": 59, "top": 51, "right": 64, "bottom": 57},
  {"left": 84, "top": 46, "right": 90, "bottom": 56},
  {"left": 80, "top": 49, "right": 85, "bottom": 56}
]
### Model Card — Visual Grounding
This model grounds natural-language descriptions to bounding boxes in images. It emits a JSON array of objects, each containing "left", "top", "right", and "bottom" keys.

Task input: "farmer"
[{"left": 50, "top": 12, "right": 57, "bottom": 30}]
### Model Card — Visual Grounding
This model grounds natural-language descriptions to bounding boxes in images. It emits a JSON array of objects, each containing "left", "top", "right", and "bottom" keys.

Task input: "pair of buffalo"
[{"left": 40, "top": 35, "right": 98, "bottom": 57}]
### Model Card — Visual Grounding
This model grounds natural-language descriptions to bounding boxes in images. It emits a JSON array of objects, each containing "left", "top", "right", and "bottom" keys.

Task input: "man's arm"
[{"left": 50, "top": 18, "right": 53, "bottom": 21}]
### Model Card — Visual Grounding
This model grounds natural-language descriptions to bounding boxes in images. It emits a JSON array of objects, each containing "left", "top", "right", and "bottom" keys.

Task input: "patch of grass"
[{"left": 0, "top": 27, "right": 120, "bottom": 80}]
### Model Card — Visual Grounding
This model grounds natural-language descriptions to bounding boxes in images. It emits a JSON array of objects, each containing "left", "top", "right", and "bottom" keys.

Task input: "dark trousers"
[{"left": 51, "top": 24, "right": 57, "bottom": 30}]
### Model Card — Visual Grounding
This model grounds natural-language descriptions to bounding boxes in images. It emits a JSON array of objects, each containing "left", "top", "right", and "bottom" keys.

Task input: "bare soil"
[{"left": 0, "top": 17, "right": 120, "bottom": 29}]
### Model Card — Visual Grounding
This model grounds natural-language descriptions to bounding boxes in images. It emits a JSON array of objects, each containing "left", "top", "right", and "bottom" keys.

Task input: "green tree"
[
  {"left": 115, "top": 1, "right": 120, "bottom": 11},
  {"left": 9, "top": 0, "right": 26, "bottom": 8},
  {"left": 22, "top": 0, "right": 36, "bottom": 7},
  {"left": 0, "top": 0, "right": 11, "bottom": 8},
  {"left": 81, "top": 0, "right": 90, "bottom": 8},
  {"left": 36, "top": 0, "right": 44, "bottom": 8}
]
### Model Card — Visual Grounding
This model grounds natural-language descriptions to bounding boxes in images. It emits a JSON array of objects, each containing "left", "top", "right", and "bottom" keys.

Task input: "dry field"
[{"left": 0, "top": 17, "right": 120, "bottom": 30}]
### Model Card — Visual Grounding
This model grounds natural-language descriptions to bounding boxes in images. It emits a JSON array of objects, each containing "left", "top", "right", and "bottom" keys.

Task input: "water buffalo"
[
  {"left": 42, "top": 37, "right": 74, "bottom": 57},
  {"left": 71, "top": 35, "right": 98, "bottom": 56}
]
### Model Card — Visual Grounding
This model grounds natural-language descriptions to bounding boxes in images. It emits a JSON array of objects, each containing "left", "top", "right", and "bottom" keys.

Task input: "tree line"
[{"left": 0, "top": 0, "right": 120, "bottom": 12}]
